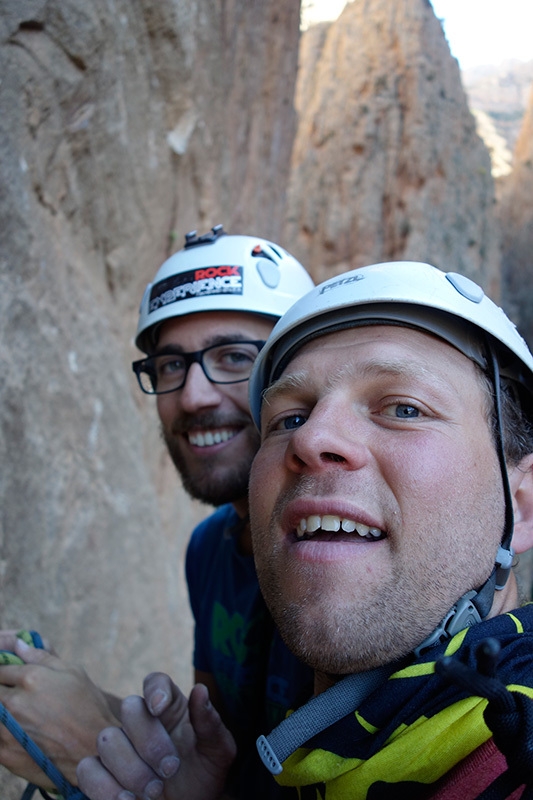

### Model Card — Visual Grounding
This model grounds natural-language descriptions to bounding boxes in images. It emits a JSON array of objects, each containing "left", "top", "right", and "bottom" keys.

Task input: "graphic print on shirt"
[{"left": 210, "top": 598, "right": 273, "bottom": 733}]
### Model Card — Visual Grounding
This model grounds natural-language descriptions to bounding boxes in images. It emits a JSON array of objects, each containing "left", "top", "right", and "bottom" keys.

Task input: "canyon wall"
[
  {"left": 0, "top": 0, "right": 301, "bottom": 794},
  {"left": 284, "top": 0, "right": 500, "bottom": 295}
]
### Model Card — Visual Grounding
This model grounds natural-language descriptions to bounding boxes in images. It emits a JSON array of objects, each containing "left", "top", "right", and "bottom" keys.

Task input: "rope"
[
  {"left": 436, "top": 637, "right": 533, "bottom": 799},
  {"left": 0, "top": 631, "right": 89, "bottom": 800}
]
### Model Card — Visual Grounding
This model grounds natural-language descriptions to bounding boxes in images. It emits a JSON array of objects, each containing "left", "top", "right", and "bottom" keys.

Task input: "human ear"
[{"left": 509, "top": 453, "right": 533, "bottom": 554}]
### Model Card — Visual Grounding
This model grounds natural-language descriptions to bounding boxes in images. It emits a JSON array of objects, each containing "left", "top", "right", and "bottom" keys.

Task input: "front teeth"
[
  {"left": 188, "top": 429, "right": 236, "bottom": 447},
  {"left": 296, "top": 515, "right": 382, "bottom": 540}
]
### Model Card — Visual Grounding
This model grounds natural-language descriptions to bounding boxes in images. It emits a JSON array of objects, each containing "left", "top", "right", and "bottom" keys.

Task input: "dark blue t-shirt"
[{"left": 185, "top": 504, "right": 313, "bottom": 797}]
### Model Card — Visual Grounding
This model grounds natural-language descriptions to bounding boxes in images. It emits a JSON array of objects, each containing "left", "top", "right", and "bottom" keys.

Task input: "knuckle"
[{"left": 19, "top": 667, "right": 39, "bottom": 691}]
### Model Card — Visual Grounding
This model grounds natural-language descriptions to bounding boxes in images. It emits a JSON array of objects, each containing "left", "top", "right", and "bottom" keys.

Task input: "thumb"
[{"left": 189, "top": 684, "right": 236, "bottom": 766}]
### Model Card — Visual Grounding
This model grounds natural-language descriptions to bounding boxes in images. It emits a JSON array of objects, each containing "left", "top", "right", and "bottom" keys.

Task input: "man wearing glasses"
[{"left": 0, "top": 226, "right": 314, "bottom": 800}]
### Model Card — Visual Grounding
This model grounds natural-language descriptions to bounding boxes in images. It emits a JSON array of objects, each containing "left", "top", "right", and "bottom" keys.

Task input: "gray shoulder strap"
[{"left": 257, "top": 661, "right": 398, "bottom": 775}]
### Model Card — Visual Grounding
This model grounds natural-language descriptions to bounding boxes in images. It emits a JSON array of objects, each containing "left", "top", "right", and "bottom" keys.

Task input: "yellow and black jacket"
[{"left": 275, "top": 604, "right": 533, "bottom": 800}]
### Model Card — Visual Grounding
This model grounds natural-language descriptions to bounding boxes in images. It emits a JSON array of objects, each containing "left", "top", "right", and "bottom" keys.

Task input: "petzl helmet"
[
  {"left": 135, "top": 225, "right": 314, "bottom": 353},
  {"left": 249, "top": 260, "right": 533, "bottom": 426},
  {"left": 249, "top": 260, "right": 533, "bottom": 649}
]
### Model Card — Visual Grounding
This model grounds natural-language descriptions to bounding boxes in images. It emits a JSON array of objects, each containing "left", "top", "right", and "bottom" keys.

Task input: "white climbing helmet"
[
  {"left": 249, "top": 260, "right": 533, "bottom": 426},
  {"left": 135, "top": 225, "right": 314, "bottom": 353}
]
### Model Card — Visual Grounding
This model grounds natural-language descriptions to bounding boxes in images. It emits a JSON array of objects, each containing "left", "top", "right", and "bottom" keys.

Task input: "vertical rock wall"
[
  {"left": 0, "top": 1, "right": 301, "bottom": 793},
  {"left": 284, "top": 0, "right": 500, "bottom": 295}
]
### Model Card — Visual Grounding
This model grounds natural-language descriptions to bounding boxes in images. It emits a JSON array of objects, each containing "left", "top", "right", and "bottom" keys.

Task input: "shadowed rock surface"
[{"left": 0, "top": 0, "right": 301, "bottom": 793}]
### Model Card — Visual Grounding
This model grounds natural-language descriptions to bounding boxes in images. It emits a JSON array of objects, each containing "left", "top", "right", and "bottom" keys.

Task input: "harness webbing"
[{"left": 257, "top": 660, "right": 399, "bottom": 774}]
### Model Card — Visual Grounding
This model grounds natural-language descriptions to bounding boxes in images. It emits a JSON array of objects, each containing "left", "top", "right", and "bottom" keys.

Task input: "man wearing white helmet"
[
  {"left": 78, "top": 261, "right": 533, "bottom": 800},
  {"left": 132, "top": 225, "right": 314, "bottom": 796},
  {"left": 0, "top": 226, "right": 314, "bottom": 800}
]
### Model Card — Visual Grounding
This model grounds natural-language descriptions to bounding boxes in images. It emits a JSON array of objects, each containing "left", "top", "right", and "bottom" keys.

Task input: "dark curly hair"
[{"left": 478, "top": 367, "right": 533, "bottom": 467}]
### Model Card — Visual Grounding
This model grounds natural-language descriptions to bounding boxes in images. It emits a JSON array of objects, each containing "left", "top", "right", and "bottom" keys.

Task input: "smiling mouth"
[
  {"left": 296, "top": 515, "right": 385, "bottom": 541},
  {"left": 187, "top": 428, "right": 239, "bottom": 447}
]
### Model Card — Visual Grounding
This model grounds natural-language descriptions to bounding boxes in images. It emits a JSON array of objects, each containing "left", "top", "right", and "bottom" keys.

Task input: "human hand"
[
  {"left": 77, "top": 680, "right": 237, "bottom": 800},
  {"left": 0, "top": 637, "right": 120, "bottom": 787}
]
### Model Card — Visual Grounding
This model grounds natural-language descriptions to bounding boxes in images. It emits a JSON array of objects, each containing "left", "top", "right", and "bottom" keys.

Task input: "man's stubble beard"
[
  {"left": 161, "top": 422, "right": 260, "bottom": 507},
  {"left": 251, "top": 477, "right": 502, "bottom": 675},
  {"left": 256, "top": 555, "right": 464, "bottom": 675}
]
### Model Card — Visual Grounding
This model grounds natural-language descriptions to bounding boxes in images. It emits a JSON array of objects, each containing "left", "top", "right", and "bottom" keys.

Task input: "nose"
[
  {"left": 178, "top": 362, "right": 224, "bottom": 413},
  {"left": 284, "top": 400, "right": 370, "bottom": 474}
]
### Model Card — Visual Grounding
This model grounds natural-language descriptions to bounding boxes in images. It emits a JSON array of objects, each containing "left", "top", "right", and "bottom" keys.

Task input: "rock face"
[
  {"left": 0, "top": 1, "right": 301, "bottom": 794},
  {"left": 284, "top": 0, "right": 501, "bottom": 295},
  {"left": 498, "top": 82, "right": 533, "bottom": 349}
]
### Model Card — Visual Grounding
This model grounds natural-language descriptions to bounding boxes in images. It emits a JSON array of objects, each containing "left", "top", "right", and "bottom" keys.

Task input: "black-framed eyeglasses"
[{"left": 132, "top": 340, "right": 266, "bottom": 395}]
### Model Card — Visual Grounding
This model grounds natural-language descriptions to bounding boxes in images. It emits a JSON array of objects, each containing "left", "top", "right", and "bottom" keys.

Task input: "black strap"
[{"left": 436, "top": 637, "right": 533, "bottom": 799}]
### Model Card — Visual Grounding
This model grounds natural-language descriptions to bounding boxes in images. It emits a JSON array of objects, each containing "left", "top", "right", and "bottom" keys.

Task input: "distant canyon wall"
[
  {"left": 498, "top": 83, "right": 533, "bottom": 347},
  {"left": 463, "top": 59, "right": 533, "bottom": 161}
]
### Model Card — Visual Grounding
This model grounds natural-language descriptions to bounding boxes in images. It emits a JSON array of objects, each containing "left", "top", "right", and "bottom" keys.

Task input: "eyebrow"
[
  {"left": 354, "top": 359, "right": 446, "bottom": 385},
  {"left": 262, "top": 370, "right": 315, "bottom": 408},
  {"left": 262, "top": 357, "right": 458, "bottom": 406},
  {"left": 354, "top": 359, "right": 470, "bottom": 403},
  {"left": 154, "top": 333, "right": 256, "bottom": 356}
]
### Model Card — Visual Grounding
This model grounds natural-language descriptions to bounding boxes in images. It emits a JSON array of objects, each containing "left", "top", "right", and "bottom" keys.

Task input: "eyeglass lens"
[{"left": 138, "top": 341, "right": 262, "bottom": 394}]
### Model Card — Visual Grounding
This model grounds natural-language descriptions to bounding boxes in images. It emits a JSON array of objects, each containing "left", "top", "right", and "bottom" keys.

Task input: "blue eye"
[
  {"left": 395, "top": 404, "right": 419, "bottom": 418},
  {"left": 282, "top": 414, "right": 307, "bottom": 430}
]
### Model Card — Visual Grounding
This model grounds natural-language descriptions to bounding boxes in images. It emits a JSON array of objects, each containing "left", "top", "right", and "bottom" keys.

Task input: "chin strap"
[
  {"left": 488, "top": 344, "right": 516, "bottom": 583},
  {"left": 413, "top": 542, "right": 514, "bottom": 658},
  {"left": 415, "top": 344, "right": 515, "bottom": 658}
]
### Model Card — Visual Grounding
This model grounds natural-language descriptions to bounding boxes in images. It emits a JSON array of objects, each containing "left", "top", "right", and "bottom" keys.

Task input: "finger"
[
  {"left": 96, "top": 725, "right": 165, "bottom": 799},
  {"left": 0, "top": 633, "right": 24, "bottom": 664},
  {"left": 77, "top": 755, "right": 136, "bottom": 800},
  {"left": 0, "top": 631, "right": 53, "bottom": 655},
  {"left": 0, "top": 665, "right": 23, "bottom": 686},
  {"left": 143, "top": 672, "right": 178, "bottom": 717},
  {"left": 143, "top": 673, "right": 189, "bottom": 733},
  {"left": 0, "top": 632, "right": 21, "bottom": 646},
  {"left": 121, "top": 695, "right": 180, "bottom": 780},
  {"left": 0, "top": 644, "right": 60, "bottom": 687},
  {"left": 13, "top": 639, "right": 57, "bottom": 665},
  {"left": 0, "top": 641, "right": 41, "bottom": 683},
  {"left": 189, "top": 684, "right": 237, "bottom": 766}
]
